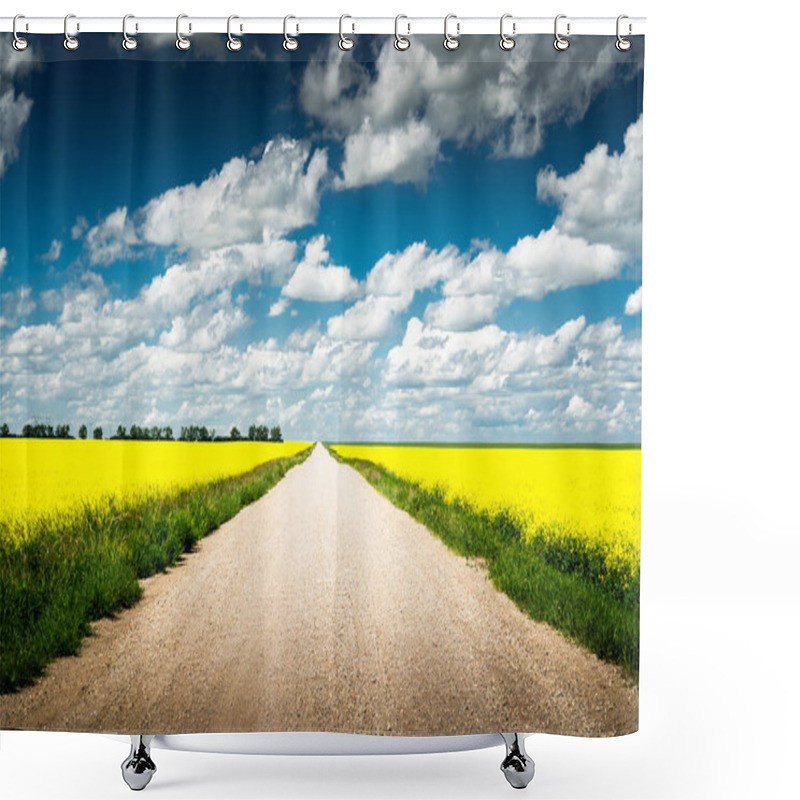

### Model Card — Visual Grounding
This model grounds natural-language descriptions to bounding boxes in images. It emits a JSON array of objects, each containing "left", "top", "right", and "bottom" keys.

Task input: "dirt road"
[{"left": 0, "top": 444, "right": 637, "bottom": 736}]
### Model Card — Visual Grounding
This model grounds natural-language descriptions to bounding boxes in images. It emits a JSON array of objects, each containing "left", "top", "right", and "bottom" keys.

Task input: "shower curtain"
[{"left": 0, "top": 30, "right": 643, "bottom": 738}]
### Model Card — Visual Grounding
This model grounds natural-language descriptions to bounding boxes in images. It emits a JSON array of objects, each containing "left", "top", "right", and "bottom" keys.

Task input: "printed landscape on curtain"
[{"left": 0, "top": 34, "right": 643, "bottom": 736}]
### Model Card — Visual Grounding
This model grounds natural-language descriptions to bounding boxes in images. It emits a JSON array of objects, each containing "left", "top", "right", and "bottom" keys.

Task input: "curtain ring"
[
  {"left": 176, "top": 14, "right": 191, "bottom": 50},
  {"left": 227, "top": 15, "right": 242, "bottom": 51},
  {"left": 122, "top": 14, "right": 138, "bottom": 51},
  {"left": 339, "top": 14, "right": 355, "bottom": 51},
  {"left": 12, "top": 14, "right": 29, "bottom": 51},
  {"left": 554, "top": 14, "right": 570, "bottom": 51},
  {"left": 283, "top": 15, "right": 298, "bottom": 51},
  {"left": 443, "top": 13, "right": 460, "bottom": 51},
  {"left": 616, "top": 14, "right": 632, "bottom": 51},
  {"left": 499, "top": 14, "right": 515, "bottom": 51},
  {"left": 394, "top": 14, "right": 410, "bottom": 51},
  {"left": 64, "top": 13, "right": 79, "bottom": 51}
]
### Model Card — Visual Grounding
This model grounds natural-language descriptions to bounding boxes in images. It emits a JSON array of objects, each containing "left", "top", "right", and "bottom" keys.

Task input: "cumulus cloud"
[
  {"left": 157, "top": 292, "right": 248, "bottom": 352},
  {"left": 625, "top": 286, "right": 642, "bottom": 315},
  {"left": 85, "top": 207, "right": 140, "bottom": 267},
  {"left": 40, "top": 239, "right": 63, "bottom": 263},
  {"left": 327, "top": 227, "right": 624, "bottom": 343},
  {"left": 336, "top": 118, "right": 440, "bottom": 189},
  {"left": 0, "top": 246, "right": 7, "bottom": 274},
  {"left": 0, "top": 40, "right": 36, "bottom": 178},
  {"left": 566, "top": 394, "right": 594, "bottom": 419},
  {"left": 328, "top": 293, "right": 411, "bottom": 340},
  {"left": 537, "top": 116, "right": 643, "bottom": 257},
  {"left": 268, "top": 297, "right": 289, "bottom": 318},
  {"left": 282, "top": 236, "right": 361, "bottom": 303},
  {"left": 301, "top": 36, "right": 642, "bottom": 186},
  {"left": 0, "top": 286, "right": 36, "bottom": 329},
  {"left": 444, "top": 229, "right": 623, "bottom": 305},
  {"left": 423, "top": 294, "right": 499, "bottom": 332},
  {"left": 366, "top": 242, "right": 463, "bottom": 297},
  {"left": 83, "top": 138, "right": 328, "bottom": 263}
]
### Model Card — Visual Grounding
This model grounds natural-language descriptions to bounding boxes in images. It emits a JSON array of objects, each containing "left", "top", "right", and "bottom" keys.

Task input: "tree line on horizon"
[{"left": 0, "top": 422, "right": 283, "bottom": 443}]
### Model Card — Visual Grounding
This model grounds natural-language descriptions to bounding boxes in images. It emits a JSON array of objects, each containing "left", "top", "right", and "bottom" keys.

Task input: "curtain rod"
[{"left": 1, "top": 16, "right": 645, "bottom": 37}]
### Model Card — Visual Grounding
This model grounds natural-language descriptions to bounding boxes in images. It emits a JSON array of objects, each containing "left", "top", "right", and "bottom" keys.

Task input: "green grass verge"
[
  {"left": 330, "top": 449, "right": 639, "bottom": 679},
  {"left": 0, "top": 447, "right": 312, "bottom": 693}
]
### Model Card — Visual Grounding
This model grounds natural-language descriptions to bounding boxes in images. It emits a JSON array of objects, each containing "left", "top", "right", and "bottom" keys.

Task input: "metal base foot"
[
  {"left": 121, "top": 735, "right": 156, "bottom": 791},
  {"left": 500, "top": 733, "right": 535, "bottom": 789}
]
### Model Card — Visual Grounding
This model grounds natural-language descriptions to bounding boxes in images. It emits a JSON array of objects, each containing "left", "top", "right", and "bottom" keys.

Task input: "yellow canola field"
[
  {"left": 332, "top": 444, "right": 641, "bottom": 583},
  {"left": 0, "top": 439, "right": 310, "bottom": 528}
]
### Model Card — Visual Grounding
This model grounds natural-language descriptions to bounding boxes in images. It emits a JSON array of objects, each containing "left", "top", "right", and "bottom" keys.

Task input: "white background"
[{"left": 2, "top": 1, "right": 799, "bottom": 798}]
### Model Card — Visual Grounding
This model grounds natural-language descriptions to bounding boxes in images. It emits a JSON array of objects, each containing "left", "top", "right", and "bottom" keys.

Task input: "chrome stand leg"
[
  {"left": 121, "top": 735, "right": 156, "bottom": 791},
  {"left": 500, "top": 733, "right": 535, "bottom": 789}
]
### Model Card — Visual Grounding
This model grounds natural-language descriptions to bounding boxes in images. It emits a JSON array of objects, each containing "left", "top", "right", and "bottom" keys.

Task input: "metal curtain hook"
[
  {"left": 500, "top": 14, "right": 515, "bottom": 51},
  {"left": 339, "top": 14, "right": 355, "bottom": 51},
  {"left": 12, "top": 14, "right": 29, "bottom": 51},
  {"left": 176, "top": 14, "right": 191, "bottom": 50},
  {"left": 443, "top": 13, "right": 460, "bottom": 51},
  {"left": 394, "top": 14, "right": 410, "bottom": 51},
  {"left": 554, "top": 14, "right": 570, "bottom": 51},
  {"left": 283, "top": 15, "right": 298, "bottom": 51},
  {"left": 616, "top": 14, "right": 632, "bottom": 51},
  {"left": 122, "top": 14, "right": 138, "bottom": 51},
  {"left": 227, "top": 15, "right": 242, "bottom": 51},
  {"left": 64, "top": 13, "right": 79, "bottom": 51}
]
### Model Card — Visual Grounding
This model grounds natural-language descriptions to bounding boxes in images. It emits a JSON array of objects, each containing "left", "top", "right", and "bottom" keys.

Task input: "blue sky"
[{"left": 0, "top": 34, "right": 643, "bottom": 442}]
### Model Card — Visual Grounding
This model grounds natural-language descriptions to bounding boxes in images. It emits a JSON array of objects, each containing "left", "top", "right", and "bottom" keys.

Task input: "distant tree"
[
  {"left": 116, "top": 425, "right": 127, "bottom": 439},
  {"left": 46, "top": 424, "right": 54, "bottom": 438},
  {"left": 55, "top": 424, "right": 70, "bottom": 439},
  {"left": 269, "top": 426, "right": 283, "bottom": 443},
  {"left": 93, "top": 426, "right": 103, "bottom": 440},
  {"left": 150, "top": 426, "right": 161, "bottom": 441},
  {"left": 78, "top": 424, "right": 88, "bottom": 439},
  {"left": 0, "top": 423, "right": 10, "bottom": 437},
  {"left": 22, "top": 423, "right": 33, "bottom": 438},
  {"left": 164, "top": 426, "right": 173, "bottom": 440},
  {"left": 230, "top": 426, "right": 241, "bottom": 440}
]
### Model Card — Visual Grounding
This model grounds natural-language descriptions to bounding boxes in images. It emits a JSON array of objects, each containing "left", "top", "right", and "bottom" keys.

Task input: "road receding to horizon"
[{"left": 0, "top": 444, "right": 637, "bottom": 736}]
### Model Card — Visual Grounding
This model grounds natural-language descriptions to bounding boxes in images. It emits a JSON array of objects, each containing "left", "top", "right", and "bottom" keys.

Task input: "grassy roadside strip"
[
  {"left": 0, "top": 447, "right": 312, "bottom": 693},
  {"left": 329, "top": 447, "right": 639, "bottom": 679}
]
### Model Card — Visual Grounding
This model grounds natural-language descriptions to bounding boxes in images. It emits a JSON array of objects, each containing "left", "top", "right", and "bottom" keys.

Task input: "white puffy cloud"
[
  {"left": 366, "top": 242, "right": 463, "bottom": 296},
  {"left": 301, "top": 36, "right": 642, "bottom": 186},
  {"left": 140, "top": 237, "right": 296, "bottom": 317},
  {"left": 158, "top": 292, "right": 248, "bottom": 352},
  {"left": 282, "top": 236, "right": 361, "bottom": 303},
  {"left": 0, "top": 246, "right": 7, "bottom": 274},
  {"left": 423, "top": 294, "right": 499, "bottom": 331},
  {"left": 83, "top": 138, "right": 328, "bottom": 263},
  {"left": 268, "top": 297, "right": 289, "bottom": 317},
  {"left": 336, "top": 118, "right": 440, "bottom": 189},
  {"left": 537, "top": 116, "right": 643, "bottom": 257},
  {"left": 566, "top": 394, "right": 594, "bottom": 419},
  {"left": 0, "top": 286, "right": 36, "bottom": 329},
  {"left": 385, "top": 316, "right": 592, "bottom": 389},
  {"left": 40, "top": 239, "right": 63, "bottom": 263},
  {"left": 327, "top": 293, "right": 411, "bottom": 340},
  {"left": 327, "top": 226, "right": 623, "bottom": 343},
  {"left": 625, "top": 286, "right": 642, "bottom": 315},
  {"left": 439, "top": 229, "right": 624, "bottom": 319},
  {"left": 325, "top": 242, "right": 465, "bottom": 340},
  {"left": 85, "top": 207, "right": 139, "bottom": 267},
  {"left": 0, "top": 40, "right": 36, "bottom": 178}
]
